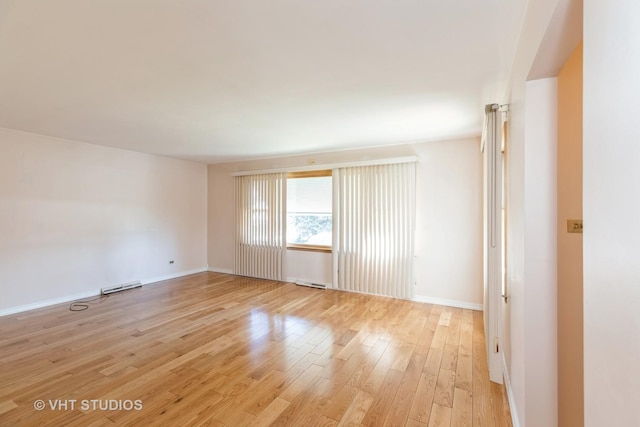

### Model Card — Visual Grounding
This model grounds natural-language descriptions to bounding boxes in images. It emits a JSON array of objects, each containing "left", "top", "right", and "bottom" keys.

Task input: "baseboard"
[
  {"left": 142, "top": 267, "right": 208, "bottom": 286},
  {"left": 207, "top": 266, "right": 234, "bottom": 274},
  {"left": 502, "top": 353, "right": 521, "bottom": 427},
  {"left": 0, "top": 267, "right": 208, "bottom": 317},
  {"left": 412, "top": 295, "right": 483, "bottom": 311},
  {"left": 0, "top": 290, "right": 100, "bottom": 317}
]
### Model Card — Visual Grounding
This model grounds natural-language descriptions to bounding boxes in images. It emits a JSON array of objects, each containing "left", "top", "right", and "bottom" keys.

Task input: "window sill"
[{"left": 287, "top": 244, "right": 332, "bottom": 253}]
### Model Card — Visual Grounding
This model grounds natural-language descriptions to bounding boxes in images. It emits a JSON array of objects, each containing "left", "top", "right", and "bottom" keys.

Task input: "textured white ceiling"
[{"left": 0, "top": 1, "right": 528, "bottom": 163}]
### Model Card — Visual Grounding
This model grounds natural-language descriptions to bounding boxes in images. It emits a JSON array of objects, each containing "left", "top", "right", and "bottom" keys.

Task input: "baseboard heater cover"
[
  {"left": 295, "top": 279, "right": 326, "bottom": 290},
  {"left": 101, "top": 281, "right": 142, "bottom": 295}
]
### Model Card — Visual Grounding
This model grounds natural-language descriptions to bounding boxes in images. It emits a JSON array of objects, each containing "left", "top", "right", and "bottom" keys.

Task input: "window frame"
[{"left": 286, "top": 170, "right": 333, "bottom": 253}]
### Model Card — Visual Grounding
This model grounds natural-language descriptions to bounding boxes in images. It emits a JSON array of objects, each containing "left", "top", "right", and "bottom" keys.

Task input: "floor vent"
[
  {"left": 295, "top": 280, "right": 326, "bottom": 290},
  {"left": 101, "top": 281, "right": 142, "bottom": 295}
]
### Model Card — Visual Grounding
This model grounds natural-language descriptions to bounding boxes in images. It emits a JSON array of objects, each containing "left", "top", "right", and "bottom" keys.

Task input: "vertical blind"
[
  {"left": 332, "top": 162, "right": 416, "bottom": 299},
  {"left": 481, "top": 104, "right": 505, "bottom": 383},
  {"left": 234, "top": 173, "right": 286, "bottom": 281}
]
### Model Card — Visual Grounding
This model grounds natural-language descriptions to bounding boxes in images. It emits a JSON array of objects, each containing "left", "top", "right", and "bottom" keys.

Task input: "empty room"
[{"left": 2, "top": 1, "right": 639, "bottom": 426}]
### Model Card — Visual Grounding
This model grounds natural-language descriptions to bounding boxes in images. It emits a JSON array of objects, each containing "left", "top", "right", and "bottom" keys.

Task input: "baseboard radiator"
[
  {"left": 295, "top": 279, "right": 326, "bottom": 290},
  {"left": 101, "top": 281, "right": 142, "bottom": 295}
]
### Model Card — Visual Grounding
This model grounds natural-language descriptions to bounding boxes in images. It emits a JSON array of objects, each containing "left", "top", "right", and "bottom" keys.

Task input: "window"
[{"left": 286, "top": 170, "right": 332, "bottom": 251}]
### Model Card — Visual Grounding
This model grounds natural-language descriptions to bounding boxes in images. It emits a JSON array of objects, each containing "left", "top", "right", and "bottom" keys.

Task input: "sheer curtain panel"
[
  {"left": 234, "top": 173, "right": 286, "bottom": 281},
  {"left": 332, "top": 162, "right": 416, "bottom": 299}
]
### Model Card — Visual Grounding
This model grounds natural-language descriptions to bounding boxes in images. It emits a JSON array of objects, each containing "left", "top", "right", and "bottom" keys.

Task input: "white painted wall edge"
[
  {"left": 413, "top": 295, "right": 483, "bottom": 311},
  {"left": 0, "top": 267, "right": 208, "bottom": 317},
  {"left": 503, "top": 352, "right": 521, "bottom": 427},
  {"left": 207, "top": 267, "right": 234, "bottom": 274}
]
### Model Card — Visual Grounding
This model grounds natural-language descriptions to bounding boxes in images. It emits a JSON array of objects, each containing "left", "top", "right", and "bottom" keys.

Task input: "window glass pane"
[{"left": 287, "top": 176, "right": 332, "bottom": 246}]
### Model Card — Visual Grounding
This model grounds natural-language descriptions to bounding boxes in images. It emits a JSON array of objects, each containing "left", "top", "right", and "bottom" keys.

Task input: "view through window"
[{"left": 286, "top": 171, "right": 332, "bottom": 248}]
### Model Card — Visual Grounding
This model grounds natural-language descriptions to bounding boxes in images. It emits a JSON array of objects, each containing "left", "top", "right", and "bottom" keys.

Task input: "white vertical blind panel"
[
  {"left": 332, "top": 162, "right": 416, "bottom": 299},
  {"left": 482, "top": 105, "right": 504, "bottom": 383},
  {"left": 235, "top": 173, "right": 286, "bottom": 281}
]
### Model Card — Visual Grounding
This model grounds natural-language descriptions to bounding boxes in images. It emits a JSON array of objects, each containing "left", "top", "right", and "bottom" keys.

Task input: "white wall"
[
  {"left": 504, "top": 79, "right": 560, "bottom": 427},
  {"left": 416, "top": 139, "right": 483, "bottom": 308},
  {"left": 207, "top": 164, "right": 235, "bottom": 272},
  {"left": 0, "top": 128, "right": 208, "bottom": 313},
  {"left": 208, "top": 138, "right": 483, "bottom": 308},
  {"left": 286, "top": 250, "right": 332, "bottom": 286},
  {"left": 507, "top": 81, "right": 559, "bottom": 427},
  {"left": 523, "top": 78, "right": 558, "bottom": 427},
  {"left": 502, "top": 1, "right": 563, "bottom": 425},
  {"left": 584, "top": 1, "right": 640, "bottom": 425}
]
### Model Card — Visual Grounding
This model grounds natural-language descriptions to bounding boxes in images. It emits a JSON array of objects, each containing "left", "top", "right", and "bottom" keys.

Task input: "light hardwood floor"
[{"left": 0, "top": 272, "right": 512, "bottom": 426}]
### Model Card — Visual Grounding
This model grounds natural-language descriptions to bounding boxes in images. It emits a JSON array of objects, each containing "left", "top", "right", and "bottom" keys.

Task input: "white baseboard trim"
[
  {"left": 0, "top": 267, "right": 209, "bottom": 317},
  {"left": 413, "top": 295, "right": 483, "bottom": 311},
  {"left": 207, "top": 267, "right": 234, "bottom": 274},
  {"left": 142, "top": 267, "right": 208, "bottom": 286},
  {"left": 0, "top": 290, "right": 100, "bottom": 317},
  {"left": 502, "top": 353, "right": 521, "bottom": 427}
]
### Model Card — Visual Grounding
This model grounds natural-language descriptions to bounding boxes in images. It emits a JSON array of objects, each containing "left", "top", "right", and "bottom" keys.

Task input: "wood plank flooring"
[{"left": 0, "top": 272, "right": 512, "bottom": 426}]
